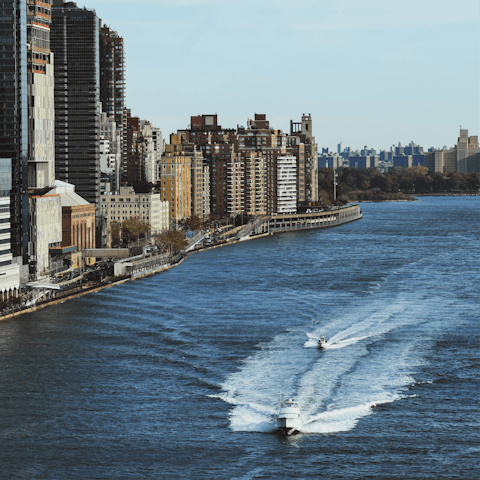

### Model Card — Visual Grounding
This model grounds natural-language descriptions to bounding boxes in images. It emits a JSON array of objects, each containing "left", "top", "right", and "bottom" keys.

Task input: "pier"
[{"left": 252, "top": 204, "right": 362, "bottom": 236}]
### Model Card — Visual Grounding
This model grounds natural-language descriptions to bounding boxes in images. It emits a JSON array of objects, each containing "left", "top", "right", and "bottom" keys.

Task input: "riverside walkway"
[{"left": 1, "top": 204, "right": 362, "bottom": 320}]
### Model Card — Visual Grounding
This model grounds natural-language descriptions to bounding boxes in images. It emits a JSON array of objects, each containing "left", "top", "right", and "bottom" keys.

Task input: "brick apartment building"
[{"left": 177, "top": 113, "right": 318, "bottom": 217}]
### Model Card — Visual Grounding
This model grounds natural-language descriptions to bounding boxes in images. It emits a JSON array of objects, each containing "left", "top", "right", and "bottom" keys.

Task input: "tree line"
[{"left": 319, "top": 167, "right": 479, "bottom": 203}]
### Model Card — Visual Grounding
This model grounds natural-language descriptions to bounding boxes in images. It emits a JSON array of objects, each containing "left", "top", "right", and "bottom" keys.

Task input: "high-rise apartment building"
[
  {"left": 178, "top": 115, "right": 240, "bottom": 217},
  {"left": 191, "top": 149, "right": 205, "bottom": 218},
  {"left": 0, "top": 0, "right": 29, "bottom": 265},
  {"left": 99, "top": 105, "right": 121, "bottom": 193},
  {"left": 27, "top": 0, "right": 55, "bottom": 190},
  {"left": 0, "top": 159, "right": 20, "bottom": 304},
  {"left": 289, "top": 114, "right": 318, "bottom": 203},
  {"left": 51, "top": 0, "right": 100, "bottom": 204},
  {"left": 99, "top": 22, "right": 126, "bottom": 174},
  {"left": 277, "top": 156, "right": 297, "bottom": 214},
  {"left": 140, "top": 121, "right": 157, "bottom": 185},
  {"left": 424, "top": 129, "right": 479, "bottom": 174},
  {"left": 241, "top": 151, "right": 265, "bottom": 215},
  {"left": 457, "top": 129, "right": 479, "bottom": 174},
  {"left": 26, "top": 0, "right": 63, "bottom": 278},
  {"left": 238, "top": 114, "right": 285, "bottom": 215},
  {"left": 159, "top": 137, "right": 192, "bottom": 225},
  {"left": 125, "top": 113, "right": 145, "bottom": 187}
]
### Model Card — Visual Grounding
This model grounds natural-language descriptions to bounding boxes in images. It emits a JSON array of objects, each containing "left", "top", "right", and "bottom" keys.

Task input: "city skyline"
[{"left": 90, "top": 0, "right": 479, "bottom": 151}]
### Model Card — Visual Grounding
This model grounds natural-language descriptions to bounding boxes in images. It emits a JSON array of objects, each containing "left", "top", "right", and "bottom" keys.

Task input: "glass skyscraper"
[
  {"left": 51, "top": 0, "right": 100, "bottom": 205},
  {"left": 0, "top": 0, "right": 29, "bottom": 262}
]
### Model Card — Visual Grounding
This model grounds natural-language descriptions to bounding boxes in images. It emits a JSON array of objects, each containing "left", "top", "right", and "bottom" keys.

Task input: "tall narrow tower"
[
  {"left": 27, "top": 0, "right": 55, "bottom": 189},
  {"left": 51, "top": 0, "right": 100, "bottom": 204},
  {"left": 0, "top": 1, "right": 29, "bottom": 263},
  {"left": 99, "top": 22, "right": 126, "bottom": 172}
]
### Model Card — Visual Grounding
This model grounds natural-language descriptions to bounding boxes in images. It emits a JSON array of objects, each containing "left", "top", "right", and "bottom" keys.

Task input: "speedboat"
[
  {"left": 318, "top": 336, "right": 328, "bottom": 349},
  {"left": 276, "top": 398, "right": 302, "bottom": 436}
]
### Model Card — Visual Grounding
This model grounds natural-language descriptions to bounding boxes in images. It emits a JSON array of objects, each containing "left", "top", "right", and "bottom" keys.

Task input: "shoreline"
[
  {"left": 0, "top": 232, "right": 271, "bottom": 322},
  {"left": 414, "top": 193, "right": 479, "bottom": 197},
  {"left": 0, "top": 208, "right": 362, "bottom": 322},
  {"left": 355, "top": 192, "right": 479, "bottom": 202}
]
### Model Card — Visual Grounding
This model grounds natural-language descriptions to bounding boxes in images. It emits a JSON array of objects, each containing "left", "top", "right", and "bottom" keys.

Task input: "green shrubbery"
[{"left": 319, "top": 167, "right": 479, "bottom": 203}]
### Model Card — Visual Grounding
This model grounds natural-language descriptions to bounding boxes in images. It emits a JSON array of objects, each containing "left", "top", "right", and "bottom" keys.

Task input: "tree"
[
  {"left": 178, "top": 215, "right": 203, "bottom": 232},
  {"left": 414, "top": 175, "right": 432, "bottom": 193},
  {"left": 122, "top": 217, "right": 150, "bottom": 244},
  {"left": 111, "top": 221, "right": 122, "bottom": 247},
  {"left": 370, "top": 173, "right": 392, "bottom": 192},
  {"left": 156, "top": 230, "right": 188, "bottom": 255},
  {"left": 399, "top": 176, "right": 415, "bottom": 193},
  {"left": 446, "top": 173, "right": 461, "bottom": 192},
  {"left": 466, "top": 173, "right": 479, "bottom": 191},
  {"left": 431, "top": 173, "right": 446, "bottom": 192}
]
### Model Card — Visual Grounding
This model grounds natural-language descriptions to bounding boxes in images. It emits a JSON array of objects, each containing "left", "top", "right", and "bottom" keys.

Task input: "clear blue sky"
[{"left": 90, "top": 0, "right": 479, "bottom": 151}]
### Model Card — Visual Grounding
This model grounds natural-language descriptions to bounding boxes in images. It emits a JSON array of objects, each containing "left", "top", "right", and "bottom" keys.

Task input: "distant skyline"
[{"left": 90, "top": 0, "right": 479, "bottom": 151}]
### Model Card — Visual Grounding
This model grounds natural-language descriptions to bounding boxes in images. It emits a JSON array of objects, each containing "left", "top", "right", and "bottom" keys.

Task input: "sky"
[{"left": 89, "top": 0, "right": 479, "bottom": 151}]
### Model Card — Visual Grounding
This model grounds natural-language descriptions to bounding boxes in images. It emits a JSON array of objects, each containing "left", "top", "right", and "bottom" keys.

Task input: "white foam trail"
[
  {"left": 302, "top": 394, "right": 400, "bottom": 434},
  {"left": 216, "top": 290, "right": 432, "bottom": 435},
  {"left": 234, "top": 468, "right": 265, "bottom": 480},
  {"left": 304, "top": 334, "right": 371, "bottom": 349}
]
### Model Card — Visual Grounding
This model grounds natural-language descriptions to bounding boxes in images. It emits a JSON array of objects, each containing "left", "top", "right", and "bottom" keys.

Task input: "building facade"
[
  {"left": 424, "top": 129, "right": 479, "bottom": 174},
  {"left": 289, "top": 114, "right": 318, "bottom": 203},
  {"left": 0, "top": 159, "right": 20, "bottom": 304},
  {"left": 51, "top": 180, "right": 96, "bottom": 252},
  {"left": 51, "top": 0, "right": 100, "bottom": 204},
  {"left": 27, "top": 0, "right": 55, "bottom": 190},
  {"left": 348, "top": 155, "right": 379, "bottom": 169},
  {"left": 159, "top": 141, "right": 192, "bottom": 225},
  {"left": 0, "top": 0, "right": 29, "bottom": 267},
  {"left": 98, "top": 21, "right": 126, "bottom": 169},
  {"left": 28, "top": 193, "right": 62, "bottom": 275},
  {"left": 99, "top": 106, "right": 121, "bottom": 193},
  {"left": 276, "top": 156, "right": 297, "bottom": 214},
  {"left": 99, "top": 186, "right": 169, "bottom": 234}
]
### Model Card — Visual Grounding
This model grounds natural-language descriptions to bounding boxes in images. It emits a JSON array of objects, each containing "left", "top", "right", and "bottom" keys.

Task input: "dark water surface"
[{"left": 0, "top": 197, "right": 479, "bottom": 479}]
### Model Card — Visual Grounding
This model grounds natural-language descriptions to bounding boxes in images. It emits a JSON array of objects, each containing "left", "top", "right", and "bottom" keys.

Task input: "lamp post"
[{"left": 333, "top": 172, "right": 338, "bottom": 202}]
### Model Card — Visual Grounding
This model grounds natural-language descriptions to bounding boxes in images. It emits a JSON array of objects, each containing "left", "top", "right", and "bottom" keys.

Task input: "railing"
[
  {"left": 125, "top": 253, "right": 170, "bottom": 277},
  {"left": 268, "top": 211, "right": 362, "bottom": 233}
]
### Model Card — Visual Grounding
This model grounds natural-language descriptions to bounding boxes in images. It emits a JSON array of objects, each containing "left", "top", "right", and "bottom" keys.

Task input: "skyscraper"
[
  {"left": 27, "top": 1, "right": 63, "bottom": 278},
  {"left": 27, "top": 0, "right": 55, "bottom": 190},
  {"left": 99, "top": 22, "right": 126, "bottom": 174},
  {"left": 0, "top": 0, "right": 29, "bottom": 264},
  {"left": 51, "top": 0, "right": 100, "bottom": 204},
  {"left": 289, "top": 114, "right": 318, "bottom": 203}
]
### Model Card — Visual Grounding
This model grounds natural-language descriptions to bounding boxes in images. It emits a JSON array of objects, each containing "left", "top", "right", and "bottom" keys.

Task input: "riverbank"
[
  {"left": 414, "top": 192, "right": 479, "bottom": 197},
  {"left": 1, "top": 206, "right": 362, "bottom": 321}
]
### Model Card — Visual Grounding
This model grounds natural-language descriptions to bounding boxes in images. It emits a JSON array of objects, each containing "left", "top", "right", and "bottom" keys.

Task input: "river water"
[{"left": 0, "top": 197, "right": 479, "bottom": 479}]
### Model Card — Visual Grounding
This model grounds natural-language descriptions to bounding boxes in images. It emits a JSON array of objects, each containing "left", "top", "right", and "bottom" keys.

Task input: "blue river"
[{"left": 0, "top": 197, "right": 479, "bottom": 479}]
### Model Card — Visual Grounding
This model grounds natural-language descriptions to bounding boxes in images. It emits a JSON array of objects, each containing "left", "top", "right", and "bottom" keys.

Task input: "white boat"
[
  {"left": 318, "top": 336, "right": 328, "bottom": 349},
  {"left": 276, "top": 398, "right": 302, "bottom": 435}
]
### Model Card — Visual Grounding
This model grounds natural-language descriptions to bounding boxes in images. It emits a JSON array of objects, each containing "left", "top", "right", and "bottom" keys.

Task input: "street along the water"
[{"left": 0, "top": 197, "right": 478, "bottom": 479}]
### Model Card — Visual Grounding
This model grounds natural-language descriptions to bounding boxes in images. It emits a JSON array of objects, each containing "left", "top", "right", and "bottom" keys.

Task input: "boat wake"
[
  {"left": 304, "top": 333, "right": 371, "bottom": 349},
  {"left": 214, "top": 292, "right": 430, "bottom": 435}
]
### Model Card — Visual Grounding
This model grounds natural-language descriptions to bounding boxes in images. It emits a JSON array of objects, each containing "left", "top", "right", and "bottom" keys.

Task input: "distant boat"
[
  {"left": 318, "top": 336, "right": 328, "bottom": 349},
  {"left": 276, "top": 398, "right": 302, "bottom": 435}
]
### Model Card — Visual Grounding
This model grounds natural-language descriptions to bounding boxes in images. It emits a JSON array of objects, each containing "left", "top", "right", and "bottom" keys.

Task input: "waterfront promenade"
[{"left": 0, "top": 205, "right": 362, "bottom": 320}]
